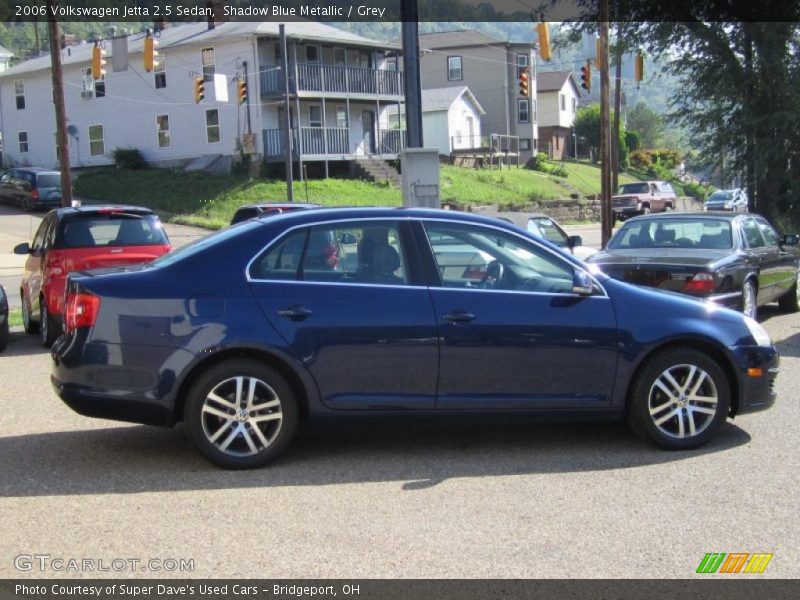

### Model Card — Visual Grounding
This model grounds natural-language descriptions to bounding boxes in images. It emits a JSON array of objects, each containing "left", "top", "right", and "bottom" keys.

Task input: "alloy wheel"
[
  {"left": 200, "top": 376, "right": 283, "bottom": 457},
  {"left": 742, "top": 280, "right": 757, "bottom": 319},
  {"left": 22, "top": 295, "right": 30, "bottom": 330},
  {"left": 648, "top": 364, "right": 719, "bottom": 439}
]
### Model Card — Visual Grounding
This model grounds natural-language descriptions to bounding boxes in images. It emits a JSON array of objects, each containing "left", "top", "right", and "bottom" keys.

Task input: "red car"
[{"left": 13, "top": 205, "right": 171, "bottom": 346}]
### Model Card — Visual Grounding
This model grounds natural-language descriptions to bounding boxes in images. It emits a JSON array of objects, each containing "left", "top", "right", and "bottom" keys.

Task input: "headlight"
[
  {"left": 744, "top": 316, "right": 772, "bottom": 346},
  {"left": 723, "top": 201, "right": 732, "bottom": 209}
]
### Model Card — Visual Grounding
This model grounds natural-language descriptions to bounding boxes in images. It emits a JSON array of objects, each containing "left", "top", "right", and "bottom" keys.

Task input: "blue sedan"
[{"left": 51, "top": 208, "right": 778, "bottom": 468}]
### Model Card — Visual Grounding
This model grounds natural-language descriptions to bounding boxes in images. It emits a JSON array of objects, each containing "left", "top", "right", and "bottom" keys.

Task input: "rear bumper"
[{"left": 731, "top": 345, "right": 779, "bottom": 415}]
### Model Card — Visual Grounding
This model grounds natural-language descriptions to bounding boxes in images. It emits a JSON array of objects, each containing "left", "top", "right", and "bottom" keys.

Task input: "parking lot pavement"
[{"left": 1, "top": 306, "right": 799, "bottom": 578}]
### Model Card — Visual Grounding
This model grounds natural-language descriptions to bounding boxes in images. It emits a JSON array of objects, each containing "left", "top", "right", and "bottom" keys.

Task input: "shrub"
[
  {"left": 113, "top": 148, "right": 148, "bottom": 170},
  {"left": 629, "top": 149, "right": 652, "bottom": 169},
  {"left": 625, "top": 131, "right": 641, "bottom": 152}
]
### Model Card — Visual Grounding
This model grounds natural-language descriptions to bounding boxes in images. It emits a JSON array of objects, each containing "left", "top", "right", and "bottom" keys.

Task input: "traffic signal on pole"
[
  {"left": 194, "top": 76, "right": 205, "bottom": 103},
  {"left": 634, "top": 52, "right": 644, "bottom": 84},
  {"left": 237, "top": 77, "right": 248, "bottom": 105},
  {"left": 91, "top": 42, "right": 106, "bottom": 80},
  {"left": 536, "top": 22, "right": 551, "bottom": 61},
  {"left": 580, "top": 61, "right": 591, "bottom": 93},
  {"left": 144, "top": 30, "right": 159, "bottom": 73},
  {"left": 518, "top": 67, "right": 530, "bottom": 97}
]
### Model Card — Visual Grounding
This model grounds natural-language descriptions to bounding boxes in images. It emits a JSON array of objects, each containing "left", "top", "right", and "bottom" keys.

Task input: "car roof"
[
  {"left": 623, "top": 211, "right": 742, "bottom": 223},
  {"left": 54, "top": 204, "right": 157, "bottom": 217},
  {"left": 245, "top": 202, "right": 320, "bottom": 209}
]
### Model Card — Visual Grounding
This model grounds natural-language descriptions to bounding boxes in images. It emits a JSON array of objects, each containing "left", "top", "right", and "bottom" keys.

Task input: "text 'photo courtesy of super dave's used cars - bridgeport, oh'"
[{"left": 49, "top": 208, "right": 780, "bottom": 469}]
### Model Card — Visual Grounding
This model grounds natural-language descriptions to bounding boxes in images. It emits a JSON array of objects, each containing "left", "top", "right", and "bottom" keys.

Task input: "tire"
[
  {"left": 741, "top": 279, "right": 758, "bottom": 319},
  {"left": 40, "top": 298, "right": 60, "bottom": 347},
  {"left": 642, "top": 206, "right": 651, "bottom": 215},
  {"left": 778, "top": 270, "right": 800, "bottom": 313},
  {"left": 21, "top": 291, "right": 39, "bottom": 334},
  {"left": 664, "top": 204, "right": 674, "bottom": 212},
  {"left": 22, "top": 196, "right": 34, "bottom": 212},
  {"left": 627, "top": 347, "right": 731, "bottom": 450},
  {"left": 185, "top": 359, "right": 299, "bottom": 469},
  {"left": 0, "top": 318, "right": 8, "bottom": 353}
]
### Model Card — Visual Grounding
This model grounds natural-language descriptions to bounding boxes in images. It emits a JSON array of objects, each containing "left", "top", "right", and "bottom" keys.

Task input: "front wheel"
[
  {"left": 641, "top": 206, "right": 651, "bottom": 216},
  {"left": 21, "top": 291, "right": 39, "bottom": 334},
  {"left": 40, "top": 300, "right": 60, "bottom": 347},
  {"left": 185, "top": 360, "right": 299, "bottom": 469},
  {"left": 778, "top": 270, "right": 800, "bottom": 312},
  {"left": 628, "top": 348, "right": 730, "bottom": 450}
]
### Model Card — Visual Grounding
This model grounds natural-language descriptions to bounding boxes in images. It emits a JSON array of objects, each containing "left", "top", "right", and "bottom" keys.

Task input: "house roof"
[
  {"left": 416, "top": 30, "right": 503, "bottom": 50},
  {"left": 0, "top": 44, "right": 13, "bottom": 58},
  {"left": 421, "top": 86, "right": 485, "bottom": 115},
  {"left": 537, "top": 70, "right": 582, "bottom": 95},
  {"left": 0, "top": 21, "right": 395, "bottom": 79}
]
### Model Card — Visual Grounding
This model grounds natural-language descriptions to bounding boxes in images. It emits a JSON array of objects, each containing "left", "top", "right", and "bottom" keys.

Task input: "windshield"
[
  {"left": 618, "top": 183, "right": 650, "bottom": 195},
  {"left": 36, "top": 174, "right": 61, "bottom": 188},
  {"left": 707, "top": 191, "right": 732, "bottom": 202},
  {"left": 608, "top": 218, "right": 733, "bottom": 250}
]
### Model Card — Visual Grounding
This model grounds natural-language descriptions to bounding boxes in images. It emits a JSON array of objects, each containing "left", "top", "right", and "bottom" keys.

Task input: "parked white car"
[{"left": 526, "top": 215, "right": 598, "bottom": 261}]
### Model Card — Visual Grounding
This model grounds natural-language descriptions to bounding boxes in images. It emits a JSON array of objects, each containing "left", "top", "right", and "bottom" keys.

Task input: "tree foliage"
[{"left": 626, "top": 103, "right": 665, "bottom": 149}]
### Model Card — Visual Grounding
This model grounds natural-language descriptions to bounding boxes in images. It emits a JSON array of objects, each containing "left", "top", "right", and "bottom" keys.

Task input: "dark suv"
[{"left": 0, "top": 168, "right": 63, "bottom": 211}]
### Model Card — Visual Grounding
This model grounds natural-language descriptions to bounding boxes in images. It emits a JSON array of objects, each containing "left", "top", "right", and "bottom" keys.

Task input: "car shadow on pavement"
[
  {"left": 1, "top": 331, "right": 51, "bottom": 357},
  {"left": 0, "top": 417, "right": 751, "bottom": 498}
]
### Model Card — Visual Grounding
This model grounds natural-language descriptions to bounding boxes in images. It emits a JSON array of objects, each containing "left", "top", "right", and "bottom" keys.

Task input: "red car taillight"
[
  {"left": 31, "top": 188, "right": 40, "bottom": 200},
  {"left": 683, "top": 272, "right": 716, "bottom": 294},
  {"left": 64, "top": 292, "right": 101, "bottom": 332}
]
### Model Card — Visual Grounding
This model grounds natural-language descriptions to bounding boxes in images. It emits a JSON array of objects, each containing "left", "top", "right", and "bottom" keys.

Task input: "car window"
[
  {"left": 55, "top": 214, "right": 168, "bottom": 249},
  {"left": 251, "top": 228, "right": 308, "bottom": 280},
  {"left": 31, "top": 217, "right": 48, "bottom": 251},
  {"left": 302, "top": 222, "right": 408, "bottom": 285},
  {"left": 742, "top": 218, "right": 766, "bottom": 249},
  {"left": 36, "top": 173, "right": 61, "bottom": 188},
  {"left": 618, "top": 183, "right": 649, "bottom": 194},
  {"left": 527, "top": 217, "right": 567, "bottom": 247},
  {"left": 608, "top": 218, "right": 733, "bottom": 250},
  {"left": 755, "top": 219, "right": 780, "bottom": 246},
  {"left": 424, "top": 222, "right": 575, "bottom": 294},
  {"left": 43, "top": 213, "right": 57, "bottom": 250}
]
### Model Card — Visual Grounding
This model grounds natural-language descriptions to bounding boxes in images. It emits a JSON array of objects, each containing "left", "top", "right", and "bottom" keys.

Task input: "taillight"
[
  {"left": 45, "top": 250, "right": 66, "bottom": 276},
  {"left": 683, "top": 272, "right": 716, "bottom": 293},
  {"left": 64, "top": 292, "right": 101, "bottom": 332},
  {"left": 31, "top": 188, "right": 40, "bottom": 200}
]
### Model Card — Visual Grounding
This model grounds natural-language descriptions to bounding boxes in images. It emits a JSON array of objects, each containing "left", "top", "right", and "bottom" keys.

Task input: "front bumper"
[
  {"left": 612, "top": 206, "right": 642, "bottom": 219},
  {"left": 731, "top": 345, "right": 779, "bottom": 415}
]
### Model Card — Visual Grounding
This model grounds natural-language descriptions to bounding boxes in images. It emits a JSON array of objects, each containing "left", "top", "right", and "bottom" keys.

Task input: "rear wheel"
[
  {"left": 741, "top": 279, "right": 757, "bottom": 319},
  {"left": 185, "top": 360, "right": 299, "bottom": 469},
  {"left": 642, "top": 206, "right": 651, "bottom": 215},
  {"left": 22, "top": 196, "right": 34, "bottom": 212},
  {"left": 40, "top": 299, "right": 60, "bottom": 347},
  {"left": 778, "top": 270, "right": 800, "bottom": 312},
  {"left": 628, "top": 348, "right": 730, "bottom": 450},
  {"left": 21, "top": 291, "right": 39, "bottom": 334}
]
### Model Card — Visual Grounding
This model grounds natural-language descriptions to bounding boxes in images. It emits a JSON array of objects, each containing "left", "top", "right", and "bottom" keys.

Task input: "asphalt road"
[{"left": 1, "top": 204, "right": 798, "bottom": 579}]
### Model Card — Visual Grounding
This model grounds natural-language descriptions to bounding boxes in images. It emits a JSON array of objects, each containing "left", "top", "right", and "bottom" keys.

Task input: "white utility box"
[{"left": 401, "top": 148, "right": 440, "bottom": 208}]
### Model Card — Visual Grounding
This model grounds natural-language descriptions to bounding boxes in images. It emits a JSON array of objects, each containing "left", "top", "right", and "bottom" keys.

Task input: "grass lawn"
[
  {"left": 74, "top": 163, "right": 641, "bottom": 229},
  {"left": 7, "top": 308, "right": 22, "bottom": 328}
]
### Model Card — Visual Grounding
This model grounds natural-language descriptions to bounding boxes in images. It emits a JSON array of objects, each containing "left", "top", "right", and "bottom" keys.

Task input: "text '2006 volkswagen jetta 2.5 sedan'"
[{"left": 52, "top": 209, "right": 779, "bottom": 469}]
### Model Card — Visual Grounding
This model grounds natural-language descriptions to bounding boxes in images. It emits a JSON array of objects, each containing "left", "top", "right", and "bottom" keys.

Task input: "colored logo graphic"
[{"left": 696, "top": 553, "right": 773, "bottom": 574}]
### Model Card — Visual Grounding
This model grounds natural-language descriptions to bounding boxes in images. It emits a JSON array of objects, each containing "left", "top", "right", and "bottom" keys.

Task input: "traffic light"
[
  {"left": 536, "top": 22, "right": 551, "bottom": 61},
  {"left": 144, "top": 30, "right": 159, "bottom": 73},
  {"left": 580, "top": 60, "right": 591, "bottom": 94},
  {"left": 194, "top": 76, "right": 205, "bottom": 103},
  {"left": 237, "top": 76, "right": 248, "bottom": 105},
  {"left": 518, "top": 67, "right": 530, "bottom": 97},
  {"left": 634, "top": 52, "right": 645, "bottom": 85},
  {"left": 91, "top": 42, "right": 106, "bottom": 80}
]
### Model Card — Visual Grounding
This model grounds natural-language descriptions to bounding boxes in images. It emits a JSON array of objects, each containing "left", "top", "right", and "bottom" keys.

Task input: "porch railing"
[
  {"left": 261, "top": 63, "right": 404, "bottom": 97},
  {"left": 262, "top": 127, "right": 350, "bottom": 157},
  {"left": 377, "top": 129, "right": 405, "bottom": 155}
]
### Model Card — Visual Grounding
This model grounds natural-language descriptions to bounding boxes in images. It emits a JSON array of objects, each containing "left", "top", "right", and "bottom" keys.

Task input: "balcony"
[
  {"left": 263, "top": 127, "right": 405, "bottom": 159},
  {"left": 261, "top": 64, "right": 404, "bottom": 98}
]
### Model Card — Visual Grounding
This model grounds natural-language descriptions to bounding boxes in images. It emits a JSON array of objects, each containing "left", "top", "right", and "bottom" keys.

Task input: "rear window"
[
  {"left": 36, "top": 174, "right": 61, "bottom": 188},
  {"left": 609, "top": 218, "right": 733, "bottom": 250},
  {"left": 56, "top": 213, "right": 169, "bottom": 249}
]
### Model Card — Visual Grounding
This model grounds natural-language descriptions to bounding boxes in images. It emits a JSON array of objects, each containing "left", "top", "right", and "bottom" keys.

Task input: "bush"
[
  {"left": 629, "top": 149, "right": 652, "bottom": 169},
  {"left": 625, "top": 131, "right": 641, "bottom": 152},
  {"left": 113, "top": 148, "right": 148, "bottom": 170},
  {"left": 649, "top": 148, "right": 681, "bottom": 170},
  {"left": 682, "top": 181, "right": 710, "bottom": 200}
]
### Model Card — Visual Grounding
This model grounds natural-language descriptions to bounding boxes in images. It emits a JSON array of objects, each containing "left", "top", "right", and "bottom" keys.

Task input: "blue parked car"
[{"left": 51, "top": 208, "right": 778, "bottom": 469}]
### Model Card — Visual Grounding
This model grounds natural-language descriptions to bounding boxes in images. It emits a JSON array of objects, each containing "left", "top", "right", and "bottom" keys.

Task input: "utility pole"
[
  {"left": 47, "top": 1, "right": 72, "bottom": 208},
  {"left": 279, "top": 24, "right": 294, "bottom": 202},
  {"left": 599, "top": 0, "right": 612, "bottom": 246},
  {"left": 401, "top": 0, "right": 423, "bottom": 148},
  {"left": 744, "top": 25, "right": 756, "bottom": 212},
  {"left": 612, "top": 36, "right": 623, "bottom": 197}
]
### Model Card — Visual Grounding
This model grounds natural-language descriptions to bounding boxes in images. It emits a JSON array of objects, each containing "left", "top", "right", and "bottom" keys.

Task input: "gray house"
[{"left": 403, "top": 30, "right": 538, "bottom": 162}]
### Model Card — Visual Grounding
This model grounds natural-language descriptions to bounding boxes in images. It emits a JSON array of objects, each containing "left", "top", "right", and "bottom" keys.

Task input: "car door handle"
[
  {"left": 277, "top": 306, "right": 313, "bottom": 320},
  {"left": 442, "top": 311, "right": 476, "bottom": 323}
]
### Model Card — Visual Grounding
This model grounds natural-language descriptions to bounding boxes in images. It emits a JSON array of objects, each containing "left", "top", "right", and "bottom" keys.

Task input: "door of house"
[
  {"left": 361, "top": 111, "right": 375, "bottom": 154},
  {"left": 466, "top": 115, "right": 475, "bottom": 148}
]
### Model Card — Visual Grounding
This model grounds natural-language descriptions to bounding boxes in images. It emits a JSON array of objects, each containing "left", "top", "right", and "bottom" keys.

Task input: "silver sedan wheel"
[
  {"left": 742, "top": 280, "right": 757, "bottom": 319},
  {"left": 201, "top": 376, "right": 283, "bottom": 457},
  {"left": 648, "top": 364, "right": 719, "bottom": 439}
]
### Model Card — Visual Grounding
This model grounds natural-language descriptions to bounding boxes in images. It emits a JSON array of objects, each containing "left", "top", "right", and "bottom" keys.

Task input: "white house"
[
  {"left": 536, "top": 70, "right": 582, "bottom": 160},
  {"left": 420, "top": 86, "right": 485, "bottom": 156},
  {"left": 0, "top": 22, "right": 405, "bottom": 177}
]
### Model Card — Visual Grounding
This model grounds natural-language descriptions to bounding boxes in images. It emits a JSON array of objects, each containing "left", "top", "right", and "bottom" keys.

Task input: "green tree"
[
  {"left": 626, "top": 103, "right": 665, "bottom": 149},
  {"left": 574, "top": 104, "right": 628, "bottom": 166}
]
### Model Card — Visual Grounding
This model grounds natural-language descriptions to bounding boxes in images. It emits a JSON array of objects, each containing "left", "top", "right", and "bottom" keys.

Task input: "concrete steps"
[{"left": 352, "top": 156, "right": 401, "bottom": 187}]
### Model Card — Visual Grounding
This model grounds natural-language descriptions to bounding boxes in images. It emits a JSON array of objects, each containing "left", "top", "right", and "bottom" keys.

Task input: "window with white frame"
[
  {"left": 18, "top": 131, "right": 29, "bottom": 153},
  {"left": 81, "top": 68, "right": 94, "bottom": 95},
  {"left": 560, "top": 93, "right": 566, "bottom": 111},
  {"left": 572, "top": 97, "right": 577, "bottom": 113},
  {"left": 155, "top": 56, "right": 166, "bottom": 89},
  {"left": 206, "top": 109, "right": 220, "bottom": 143},
  {"left": 518, "top": 98, "right": 530, "bottom": 123},
  {"left": 336, "top": 106, "right": 348, "bottom": 128},
  {"left": 88, "top": 125, "right": 104, "bottom": 156},
  {"left": 15, "top": 80, "right": 25, "bottom": 110},
  {"left": 309, "top": 105, "right": 322, "bottom": 128},
  {"left": 447, "top": 56, "right": 462, "bottom": 81},
  {"left": 156, "top": 115, "right": 170, "bottom": 148},
  {"left": 516, "top": 54, "right": 529, "bottom": 68},
  {"left": 201, "top": 47, "right": 215, "bottom": 82},
  {"left": 519, "top": 138, "right": 531, "bottom": 151}
]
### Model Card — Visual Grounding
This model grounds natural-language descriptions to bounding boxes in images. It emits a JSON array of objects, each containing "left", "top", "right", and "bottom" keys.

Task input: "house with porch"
[
  {"left": 0, "top": 22, "right": 405, "bottom": 178},
  {"left": 536, "top": 70, "right": 582, "bottom": 160}
]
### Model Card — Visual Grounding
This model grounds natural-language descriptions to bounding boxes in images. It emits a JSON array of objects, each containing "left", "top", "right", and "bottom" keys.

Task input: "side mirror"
[
  {"left": 567, "top": 235, "right": 582, "bottom": 250},
  {"left": 782, "top": 234, "right": 799, "bottom": 246},
  {"left": 13, "top": 243, "right": 31, "bottom": 255},
  {"left": 572, "top": 269, "right": 594, "bottom": 296},
  {"left": 339, "top": 233, "right": 357, "bottom": 245}
]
